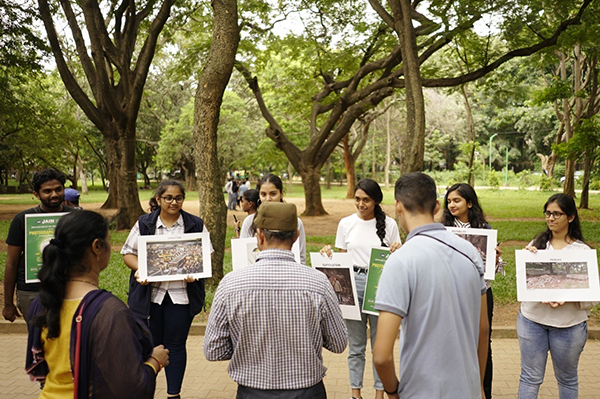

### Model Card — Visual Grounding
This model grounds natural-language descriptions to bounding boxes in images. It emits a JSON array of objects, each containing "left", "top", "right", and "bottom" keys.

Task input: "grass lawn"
[{"left": 1, "top": 184, "right": 599, "bottom": 322}]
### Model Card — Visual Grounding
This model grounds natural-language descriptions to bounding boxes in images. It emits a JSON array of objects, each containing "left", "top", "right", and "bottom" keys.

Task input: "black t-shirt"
[{"left": 6, "top": 205, "right": 75, "bottom": 291}]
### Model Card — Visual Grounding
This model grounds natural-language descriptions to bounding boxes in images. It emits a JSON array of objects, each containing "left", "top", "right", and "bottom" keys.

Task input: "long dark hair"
[
  {"left": 441, "top": 183, "right": 488, "bottom": 228},
  {"left": 243, "top": 189, "right": 259, "bottom": 212},
  {"left": 32, "top": 211, "right": 109, "bottom": 339},
  {"left": 148, "top": 180, "right": 185, "bottom": 212},
  {"left": 531, "top": 193, "right": 584, "bottom": 249},
  {"left": 355, "top": 179, "right": 388, "bottom": 247}
]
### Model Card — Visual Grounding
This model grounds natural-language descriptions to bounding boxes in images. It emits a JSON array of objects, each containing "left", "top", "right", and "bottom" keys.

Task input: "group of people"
[
  {"left": 225, "top": 176, "right": 251, "bottom": 211},
  {"left": 2, "top": 168, "right": 596, "bottom": 398}
]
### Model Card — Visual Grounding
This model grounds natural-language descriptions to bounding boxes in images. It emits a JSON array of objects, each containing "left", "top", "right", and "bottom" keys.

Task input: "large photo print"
[
  {"left": 310, "top": 252, "right": 361, "bottom": 321},
  {"left": 516, "top": 249, "right": 600, "bottom": 302},
  {"left": 138, "top": 232, "right": 212, "bottom": 282},
  {"left": 446, "top": 227, "right": 497, "bottom": 280}
]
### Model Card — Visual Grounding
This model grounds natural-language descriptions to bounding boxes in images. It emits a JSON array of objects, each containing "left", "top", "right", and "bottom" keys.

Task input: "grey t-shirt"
[{"left": 375, "top": 223, "right": 486, "bottom": 399}]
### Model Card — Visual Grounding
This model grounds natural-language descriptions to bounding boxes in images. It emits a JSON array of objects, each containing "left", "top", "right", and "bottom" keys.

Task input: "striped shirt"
[
  {"left": 203, "top": 249, "right": 348, "bottom": 390},
  {"left": 121, "top": 214, "right": 213, "bottom": 305}
]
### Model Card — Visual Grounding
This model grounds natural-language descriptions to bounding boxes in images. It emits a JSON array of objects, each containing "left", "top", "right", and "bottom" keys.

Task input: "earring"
[{"left": 97, "top": 256, "right": 100, "bottom": 262}]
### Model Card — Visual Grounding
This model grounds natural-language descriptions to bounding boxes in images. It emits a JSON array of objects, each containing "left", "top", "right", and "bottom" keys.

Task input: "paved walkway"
[{"left": 1, "top": 334, "right": 599, "bottom": 398}]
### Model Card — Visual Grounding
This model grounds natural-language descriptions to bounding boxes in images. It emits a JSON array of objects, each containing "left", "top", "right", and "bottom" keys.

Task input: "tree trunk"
[
  {"left": 113, "top": 132, "right": 145, "bottom": 229},
  {"left": 193, "top": 0, "right": 239, "bottom": 284},
  {"left": 300, "top": 167, "right": 327, "bottom": 215},
  {"left": 394, "top": 0, "right": 425, "bottom": 175},
  {"left": 385, "top": 109, "right": 391, "bottom": 190},
  {"left": 77, "top": 155, "right": 88, "bottom": 194},
  {"left": 183, "top": 159, "right": 197, "bottom": 191},
  {"left": 461, "top": 85, "right": 476, "bottom": 186},
  {"left": 579, "top": 150, "right": 592, "bottom": 209},
  {"left": 101, "top": 134, "right": 120, "bottom": 209},
  {"left": 287, "top": 161, "right": 293, "bottom": 193},
  {"left": 344, "top": 135, "right": 357, "bottom": 199},
  {"left": 371, "top": 129, "right": 376, "bottom": 180}
]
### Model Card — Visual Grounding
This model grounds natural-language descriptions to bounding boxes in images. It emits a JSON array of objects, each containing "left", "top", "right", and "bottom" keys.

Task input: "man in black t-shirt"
[{"left": 3, "top": 169, "right": 74, "bottom": 325}]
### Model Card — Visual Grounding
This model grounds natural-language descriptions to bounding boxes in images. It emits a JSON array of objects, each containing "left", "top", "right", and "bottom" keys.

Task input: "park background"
[{"left": 1, "top": 180, "right": 599, "bottom": 328}]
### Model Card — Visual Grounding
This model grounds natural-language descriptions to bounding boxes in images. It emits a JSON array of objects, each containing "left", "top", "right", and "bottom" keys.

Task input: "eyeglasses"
[
  {"left": 161, "top": 196, "right": 185, "bottom": 204},
  {"left": 544, "top": 211, "right": 564, "bottom": 219}
]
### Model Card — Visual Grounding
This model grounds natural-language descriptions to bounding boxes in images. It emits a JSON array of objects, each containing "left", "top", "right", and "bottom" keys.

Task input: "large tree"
[
  {"left": 37, "top": 0, "right": 177, "bottom": 228},
  {"left": 193, "top": 0, "right": 239, "bottom": 282},
  {"left": 237, "top": 0, "right": 593, "bottom": 215}
]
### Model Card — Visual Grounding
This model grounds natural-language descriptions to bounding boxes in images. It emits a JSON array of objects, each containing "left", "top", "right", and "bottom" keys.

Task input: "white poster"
[
  {"left": 310, "top": 252, "right": 361, "bottom": 321},
  {"left": 516, "top": 249, "right": 600, "bottom": 302},
  {"left": 446, "top": 227, "right": 497, "bottom": 280}
]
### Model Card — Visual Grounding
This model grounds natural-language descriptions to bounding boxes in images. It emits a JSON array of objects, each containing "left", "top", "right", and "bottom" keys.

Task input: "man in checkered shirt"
[{"left": 204, "top": 202, "right": 348, "bottom": 398}]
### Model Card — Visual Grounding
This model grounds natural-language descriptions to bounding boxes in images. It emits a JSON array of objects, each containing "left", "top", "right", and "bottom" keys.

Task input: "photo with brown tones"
[
  {"left": 526, "top": 261, "right": 589, "bottom": 290},
  {"left": 456, "top": 233, "right": 488, "bottom": 263},
  {"left": 316, "top": 267, "right": 356, "bottom": 306}
]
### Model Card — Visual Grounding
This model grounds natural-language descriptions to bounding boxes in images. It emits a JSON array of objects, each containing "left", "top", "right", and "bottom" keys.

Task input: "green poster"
[
  {"left": 362, "top": 247, "right": 392, "bottom": 315},
  {"left": 25, "top": 213, "right": 65, "bottom": 283}
]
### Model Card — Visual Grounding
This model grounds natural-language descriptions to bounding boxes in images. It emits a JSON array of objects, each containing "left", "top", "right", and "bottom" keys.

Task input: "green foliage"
[
  {"left": 539, "top": 174, "right": 555, "bottom": 191},
  {"left": 486, "top": 170, "right": 501, "bottom": 189},
  {"left": 532, "top": 77, "right": 572, "bottom": 104}
]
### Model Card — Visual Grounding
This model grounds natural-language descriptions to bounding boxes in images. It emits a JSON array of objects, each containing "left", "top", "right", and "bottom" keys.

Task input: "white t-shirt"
[
  {"left": 239, "top": 213, "right": 307, "bottom": 264},
  {"left": 335, "top": 213, "right": 401, "bottom": 268}
]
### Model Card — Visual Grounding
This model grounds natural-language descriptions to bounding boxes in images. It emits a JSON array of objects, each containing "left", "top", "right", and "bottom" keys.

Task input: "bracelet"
[
  {"left": 144, "top": 361, "right": 158, "bottom": 374},
  {"left": 384, "top": 382, "right": 399, "bottom": 395},
  {"left": 150, "top": 355, "right": 163, "bottom": 372}
]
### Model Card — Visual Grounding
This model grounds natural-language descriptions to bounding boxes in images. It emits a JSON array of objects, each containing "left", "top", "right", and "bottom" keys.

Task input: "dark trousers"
[
  {"left": 149, "top": 293, "right": 194, "bottom": 395},
  {"left": 236, "top": 380, "right": 326, "bottom": 399},
  {"left": 484, "top": 287, "right": 494, "bottom": 399}
]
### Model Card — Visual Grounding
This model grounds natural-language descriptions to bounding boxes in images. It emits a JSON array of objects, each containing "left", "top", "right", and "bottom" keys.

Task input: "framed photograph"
[
  {"left": 231, "top": 237, "right": 301, "bottom": 271},
  {"left": 138, "top": 232, "right": 212, "bottom": 282},
  {"left": 446, "top": 227, "right": 497, "bottom": 280},
  {"left": 25, "top": 213, "right": 67, "bottom": 283},
  {"left": 310, "top": 252, "right": 361, "bottom": 321},
  {"left": 516, "top": 249, "right": 600, "bottom": 302},
  {"left": 363, "top": 247, "right": 392, "bottom": 316}
]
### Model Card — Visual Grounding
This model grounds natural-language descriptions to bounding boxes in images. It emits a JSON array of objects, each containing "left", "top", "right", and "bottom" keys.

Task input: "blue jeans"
[
  {"left": 517, "top": 311, "right": 587, "bottom": 399},
  {"left": 345, "top": 272, "right": 383, "bottom": 390},
  {"left": 149, "top": 293, "right": 194, "bottom": 395}
]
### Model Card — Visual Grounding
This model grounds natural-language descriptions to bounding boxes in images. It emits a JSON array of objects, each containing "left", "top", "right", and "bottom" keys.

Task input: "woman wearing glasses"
[
  {"left": 122, "top": 180, "right": 212, "bottom": 399},
  {"left": 518, "top": 193, "right": 595, "bottom": 398}
]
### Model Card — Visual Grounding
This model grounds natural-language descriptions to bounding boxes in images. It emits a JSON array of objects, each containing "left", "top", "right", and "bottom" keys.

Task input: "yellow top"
[{"left": 40, "top": 298, "right": 82, "bottom": 399}]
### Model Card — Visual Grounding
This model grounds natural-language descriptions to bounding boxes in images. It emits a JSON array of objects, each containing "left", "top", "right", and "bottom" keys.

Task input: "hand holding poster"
[
  {"left": 362, "top": 247, "right": 392, "bottom": 316},
  {"left": 516, "top": 249, "right": 600, "bottom": 302},
  {"left": 25, "top": 213, "right": 66, "bottom": 283},
  {"left": 310, "top": 252, "right": 361, "bottom": 321}
]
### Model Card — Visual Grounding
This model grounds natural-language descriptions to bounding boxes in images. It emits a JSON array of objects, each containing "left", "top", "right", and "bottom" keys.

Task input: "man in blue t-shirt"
[{"left": 373, "top": 172, "right": 489, "bottom": 399}]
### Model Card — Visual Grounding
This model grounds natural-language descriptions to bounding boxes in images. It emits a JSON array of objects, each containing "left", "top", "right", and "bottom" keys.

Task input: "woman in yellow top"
[{"left": 26, "top": 211, "right": 169, "bottom": 398}]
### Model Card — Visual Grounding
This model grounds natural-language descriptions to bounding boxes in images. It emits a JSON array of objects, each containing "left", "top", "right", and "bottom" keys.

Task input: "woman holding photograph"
[
  {"left": 518, "top": 193, "right": 596, "bottom": 399},
  {"left": 239, "top": 174, "right": 306, "bottom": 263},
  {"left": 321, "top": 178, "right": 401, "bottom": 399},
  {"left": 122, "top": 180, "right": 213, "bottom": 399},
  {"left": 441, "top": 183, "right": 503, "bottom": 399}
]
